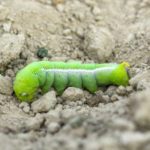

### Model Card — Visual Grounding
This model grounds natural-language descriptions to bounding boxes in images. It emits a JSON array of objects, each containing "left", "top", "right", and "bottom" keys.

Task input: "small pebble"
[
  {"left": 74, "top": 12, "right": 85, "bottom": 21},
  {"left": 56, "top": 4, "right": 64, "bottom": 12},
  {"left": 23, "top": 106, "right": 30, "bottom": 113},
  {"left": 57, "top": 97, "right": 63, "bottom": 104},
  {"left": 63, "top": 29, "right": 71, "bottom": 36},
  {"left": 5, "top": 69, "right": 15, "bottom": 77},
  {"left": 111, "top": 94, "right": 119, "bottom": 102},
  {"left": 45, "top": 110, "right": 61, "bottom": 126},
  {"left": 126, "top": 86, "right": 133, "bottom": 93},
  {"left": 0, "top": 75, "right": 13, "bottom": 95},
  {"left": 137, "top": 79, "right": 150, "bottom": 90},
  {"left": 105, "top": 86, "right": 117, "bottom": 97},
  {"left": 3, "top": 22, "right": 12, "bottom": 32},
  {"left": 0, "top": 33, "right": 25, "bottom": 67},
  {"left": 86, "top": 96, "right": 101, "bottom": 106},
  {"left": 31, "top": 91, "right": 57, "bottom": 113},
  {"left": 84, "top": 27, "right": 115, "bottom": 61},
  {"left": 130, "top": 89, "right": 150, "bottom": 128},
  {"left": 37, "top": 47, "right": 48, "bottom": 58},
  {"left": 102, "top": 95, "right": 110, "bottom": 103},
  {"left": 69, "top": 116, "right": 85, "bottom": 128},
  {"left": 62, "top": 87, "right": 84, "bottom": 101},
  {"left": 129, "top": 70, "right": 150, "bottom": 89},
  {"left": 19, "top": 102, "right": 29, "bottom": 108},
  {"left": 47, "top": 122, "right": 60, "bottom": 134},
  {"left": 61, "top": 109, "right": 77, "bottom": 120},
  {"left": 116, "top": 86, "right": 127, "bottom": 96},
  {"left": 76, "top": 27, "right": 84, "bottom": 38},
  {"left": 19, "top": 102, "right": 30, "bottom": 113},
  {"left": 92, "top": 6, "right": 101, "bottom": 15},
  {"left": 26, "top": 114, "right": 44, "bottom": 131}
]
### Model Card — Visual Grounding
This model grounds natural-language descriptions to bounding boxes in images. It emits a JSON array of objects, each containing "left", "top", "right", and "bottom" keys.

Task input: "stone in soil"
[
  {"left": 0, "top": 34, "right": 25, "bottom": 68},
  {"left": 0, "top": 75, "right": 13, "bottom": 95},
  {"left": 31, "top": 91, "right": 57, "bottom": 113},
  {"left": 129, "top": 89, "right": 150, "bottom": 128},
  {"left": 62, "top": 87, "right": 84, "bottom": 102},
  {"left": 84, "top": 26, "right": 115, "bottom": 62},
  {"left": 129, "top": 70, "right": 150, "bottom": 90}
]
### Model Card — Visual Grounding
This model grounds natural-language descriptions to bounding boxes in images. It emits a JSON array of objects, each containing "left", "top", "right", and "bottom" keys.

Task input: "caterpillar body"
[{"left": 13, "top": 61, "right": 130, "bottom": 102}]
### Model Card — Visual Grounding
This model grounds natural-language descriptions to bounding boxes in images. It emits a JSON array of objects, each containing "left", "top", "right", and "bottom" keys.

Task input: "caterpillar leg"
[
  {"left": 54, "top": 72, "right": 68, "bottom": 95},
  {"left": 42, "top": 72, "right": 54, "bottom": 93},
  {"left": 81, "top": 73, "right": 97, "bottom": 93},
  {"left": 68, "top": 73, "right": 82, "bottom": 89},
  {"left": 37, "top": 71, "right": 54, "bottom": 93}
]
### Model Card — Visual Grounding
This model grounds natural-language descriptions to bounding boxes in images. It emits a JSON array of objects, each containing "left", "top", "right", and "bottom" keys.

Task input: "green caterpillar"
[{"left": 13, "top": 61, "right": 130, "bottom": 102}]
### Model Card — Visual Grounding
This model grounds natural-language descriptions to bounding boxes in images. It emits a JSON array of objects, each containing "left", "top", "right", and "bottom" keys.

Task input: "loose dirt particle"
[
  {"left": 31, "top": 91, "right": 57, "bottom": 113},
  {"left": 62, "top": 87, "right": 84, "bottom": 102},
  {"left": 0, "top": 75, "right": 13, "bottom": 95}
]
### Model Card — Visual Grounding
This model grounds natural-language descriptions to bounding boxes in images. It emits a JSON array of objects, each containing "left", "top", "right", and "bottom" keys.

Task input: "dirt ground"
[{"left": 0, "top": 0, "right": 150, "bottom": 149}]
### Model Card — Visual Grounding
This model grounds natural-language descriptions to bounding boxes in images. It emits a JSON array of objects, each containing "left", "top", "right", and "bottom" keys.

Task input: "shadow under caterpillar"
[{"left": 13, "top": 61, "right": 130, "bottom": 102}]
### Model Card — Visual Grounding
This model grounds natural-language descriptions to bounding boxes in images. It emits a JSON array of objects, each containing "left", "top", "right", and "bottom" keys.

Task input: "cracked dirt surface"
[{"left": 0, "top": 0, "right": 150, "bottom": 150}]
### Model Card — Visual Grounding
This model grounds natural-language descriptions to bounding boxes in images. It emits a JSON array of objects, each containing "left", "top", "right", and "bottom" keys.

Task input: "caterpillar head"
[
  {"left": 13, "top": 69, "right": 39, "bottom": 102},
  {"left": 111, "top": 62, "right": 130, "bottom": 86}
]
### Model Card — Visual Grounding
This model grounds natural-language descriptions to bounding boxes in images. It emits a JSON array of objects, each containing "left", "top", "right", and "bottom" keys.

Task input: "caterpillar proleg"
[{"left": 13, "top": 61, "right": 130, "bottom": 102}]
